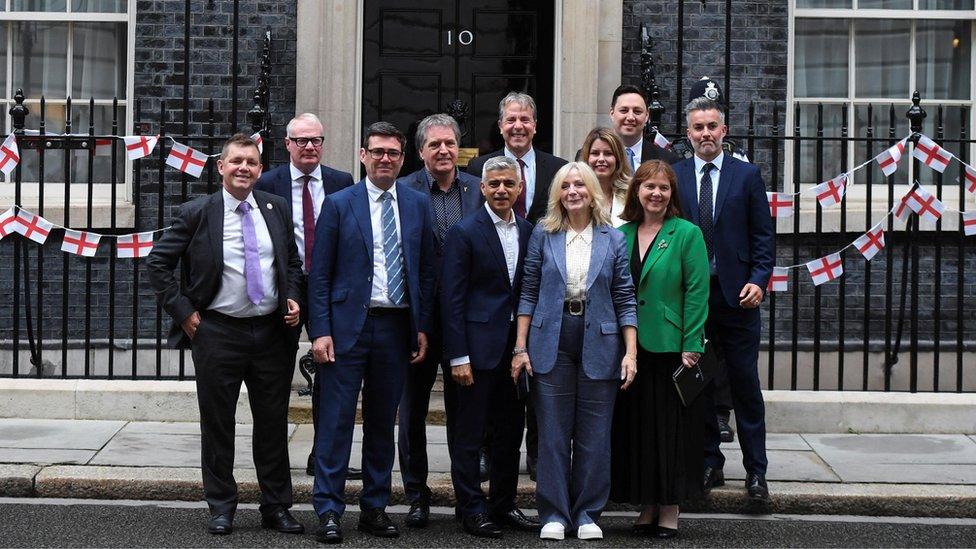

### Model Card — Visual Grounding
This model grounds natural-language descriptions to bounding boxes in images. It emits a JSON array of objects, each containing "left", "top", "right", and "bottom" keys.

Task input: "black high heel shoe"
[{"left": 655, "top": 525, "right": 678, "bottom": 539}]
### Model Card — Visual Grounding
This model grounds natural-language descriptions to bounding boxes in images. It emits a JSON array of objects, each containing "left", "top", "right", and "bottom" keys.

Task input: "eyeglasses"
[
  {"left": 288, "top": 136, "right": 324, "bottom": 148},
  {"left": 366, "top": 148, "right": 403, "bottom": 160}
]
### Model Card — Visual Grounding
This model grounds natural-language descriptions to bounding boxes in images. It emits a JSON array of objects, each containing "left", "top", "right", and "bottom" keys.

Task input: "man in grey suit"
[{"left": 147, "top": 134, "right": 305, "bottom": 536}]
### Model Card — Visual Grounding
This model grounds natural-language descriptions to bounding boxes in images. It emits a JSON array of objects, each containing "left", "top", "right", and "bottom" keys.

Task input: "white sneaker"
[
  {"left": 540, "top": 522, "right": 565, "bottom": 540},
  {"left": 577, "top": 523, "right": 603, "bottom": 540}
]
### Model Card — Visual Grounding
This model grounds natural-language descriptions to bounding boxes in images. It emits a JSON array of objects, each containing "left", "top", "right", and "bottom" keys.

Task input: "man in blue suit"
[
  {"left": 308, "top": 122, "right": 436, "bottom": 543},
  {"left": 254, "top": 112, "right": 354, "bottom": 478},
  {"left": 395, "top": 113, "right": 482, "bottom": 528},
  {"left": 673, "top": 97, "right": 774, "bottom": 502},
  {"left": 440, "top": 155, "right": 535, "bottom": 538}
]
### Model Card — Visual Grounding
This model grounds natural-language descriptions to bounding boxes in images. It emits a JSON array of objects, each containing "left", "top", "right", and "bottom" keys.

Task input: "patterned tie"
[
  {"left": 380, "top": 191, "right": 405, "bottom": 305},
  {"left": 698, "top": 163, "right": 715, "bottom": 260},
  {"left": 302, "top": 175, "right": 315, "bottom": 273},
  {"left": 237, "top": 201, "right": 265, "bottom": 305},
  {"left": 626, "top": 147, "right": 637, "bottom": 171},
  {"left": 515, "top": 158, "right": 528, "bottom": 219}
]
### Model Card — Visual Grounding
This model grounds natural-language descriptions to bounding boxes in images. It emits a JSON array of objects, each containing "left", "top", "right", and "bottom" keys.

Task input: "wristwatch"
[{"left": 512, "top": 347, "right": 527, "bottom": 356}]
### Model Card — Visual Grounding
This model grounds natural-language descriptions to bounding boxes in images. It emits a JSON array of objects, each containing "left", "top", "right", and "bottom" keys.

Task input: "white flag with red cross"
[
  {"left": 0, "top": 207, "right": 18, "bottom": 239},
  {"left": 894, "top": 193, "right": 913, "bottom": 223},
  {"left": 166, "top": 141, "right": 208, "bottom": 178},
  {"left": 904, "top": 185, "right": 945, "bottom": 223},
  {"left": 13, "top": 209, "right": 53, "bottom": 244},
  {"left": 767, "top": 266, "right": 789, "bottom": 292},
  {"left": 123, "top": 135, "right": 158, "bottom": 160},
  {"left": 61, "top": 229, "right": 101, "bottom": 257},
  {"left": 963, "top": 211, "right": 976, "bottom": 236},
  {"left": 250, "top": 132, "right": 264, "bottom": 154},
  {"left": 852, "top": 226, "right": 885, "bottom": 261},
  {"left": 812, "top": 174, "right": 848, "bottom": 208},
  {"left": 912, "top": 135, "right": 952, "bottom": 173},
  {"left": 876, "top": 138, "right": 907, "bottom": 177},
  {"left": 653, "top": 131, "right": 671, "bottom": 150},
  {"left": 806, "top": 253, "right": 843, "bottom": 286},
  {"left": 766, "top": 192, "right": 794, "bottom": 218},
  {"left": 117, "top": 231, "right": 155, "bottom": 258},
  {"left": 963, "top": 164, "right": 976, "bottom": 195},
  {"left": 94, "top": 138, "right": 114, "bottom": 157},
  {"left": 0, "top": 133, "right": 20, "bottom": 176}
]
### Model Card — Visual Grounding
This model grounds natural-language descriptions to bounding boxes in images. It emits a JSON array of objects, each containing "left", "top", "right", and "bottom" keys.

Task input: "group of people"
[{"left": 146, "top": 78, "right": 775, "bottom": 544}]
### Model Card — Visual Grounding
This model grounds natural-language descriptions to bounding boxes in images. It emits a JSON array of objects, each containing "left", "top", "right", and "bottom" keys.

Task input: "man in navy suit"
[
  {"left": 254, "top": 112, "right": 354, "bottom": 478},
  {"left": 395, "top": 113, "right": 482, "bottom": 528},
  {"left": 673, "top": 97, "right": 774, "bottom": 502},
  {"left": 440, "top": 156, "right": 536, "bottom": 538},
  {"left": 308, "top": 122, "right": 436, "bottom": 543}
]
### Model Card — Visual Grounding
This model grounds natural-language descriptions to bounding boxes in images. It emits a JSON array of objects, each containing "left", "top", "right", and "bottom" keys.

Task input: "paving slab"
[
  {"left": 0, "top": 419, "right": 125, "bottom": 450},
  {"left": 721, "top": 449, "right": 840, "bottom": 482},
  {"left": 720, "top": 433, "right": 811, "bottom": 452},
  {"left": 803, "top": 434, "right": 976, "bottom": 484},
  {"left": 0, "top": 464, "right": 41, "bottom": 496},
  {"left": 0, "top": 448, "right": 95, "bottom": 465},
  {"left": 90, "top": 431, "right": 286, "bottom": 469},
  {"left": 120, "top": 421, "right": 295, "bottom": 438}
]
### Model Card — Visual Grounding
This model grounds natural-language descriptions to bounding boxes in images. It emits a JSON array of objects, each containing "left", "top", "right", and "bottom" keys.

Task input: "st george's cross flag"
[
  {"left": 0, "top": 133, "right": 20, "bottom": 176},
  {"left": 812, "top": 174, "right": 848, "bottom": 208},
  {"left": 963, "top": 211, "right": 976, "bottom": 236},
  {"left": 766, "top": 192, "right": 794, "bottom": 218},
  {"left": 61, "top": 229, "right": 101, "bottom": 257},
  {"left": 166, "top": 142, "right": 208, "bottom": 178},
  {"left": 0, "top": 208, "right": 18, "bottom": 239},
  {"left": 767, "top": 266, "right": 789, "bottom": 292},
  {"left": 904, "top": 185, "right": 945, "bottom": 224},
  {"left": 853, "top": 226, "right": 885, "bottom": 261},
  {"left": 117, "top": 232, "right": 155, "bottom": 258},
  {"left": 653, "top": 131, "right": 671, "bottom": 150},
  {"left": 250, "top": 132, "right": 264, "bottom": 154},
  {"left": 894, "top": 192, "right": 913, "bottom": 223},
  {"left": 123, "top": 135, "right": 158, "bottom": 160},
  {"left": 806, "top": 253, "right": 843, "bottom": 286},
  {"left": 963, "top": 164, "right": 976, "bottom": 195},
  {"left": 912, "top": 135, "right": 952, "bottom": 173},
  {"left": 13, "top": 209, "right": 53, "bottom": 244},
  {"left": 876, "top": 138, "right": 907, "bottom": 177},
  {"left": 94, "top": 138, "right": 114, "bottom": 157}
]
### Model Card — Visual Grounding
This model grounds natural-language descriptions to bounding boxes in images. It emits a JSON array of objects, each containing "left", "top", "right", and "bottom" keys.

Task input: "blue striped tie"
[
  {"left": 626, "top": 147, "right": 637, "bottom": 171},
  {"left": 380, "top": 191, "right": 405, "bottom": 305}
]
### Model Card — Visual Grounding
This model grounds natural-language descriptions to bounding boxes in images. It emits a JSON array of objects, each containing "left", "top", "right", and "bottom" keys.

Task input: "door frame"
[{"left": 296, "top": 0, "right": 623, "bottom": 174}]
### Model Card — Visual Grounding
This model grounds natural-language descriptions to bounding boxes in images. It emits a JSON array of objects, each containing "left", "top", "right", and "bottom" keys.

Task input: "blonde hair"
[
  {"left": 539, "top": 162, "right": 611, "bottom": 233},
  {"left": 580, "top": 127, "right": 632, "bottom": 202}
]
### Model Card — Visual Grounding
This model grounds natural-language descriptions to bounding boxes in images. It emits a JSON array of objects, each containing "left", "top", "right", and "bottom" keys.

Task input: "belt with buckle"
[{"left": 563, "top": 298, "right": 585, "bottom": 316}]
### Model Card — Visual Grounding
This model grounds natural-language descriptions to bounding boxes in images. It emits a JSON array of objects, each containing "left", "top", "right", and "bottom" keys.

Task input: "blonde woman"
[{"left": 580, "top": 127, "right": 632, "bottom": 227}]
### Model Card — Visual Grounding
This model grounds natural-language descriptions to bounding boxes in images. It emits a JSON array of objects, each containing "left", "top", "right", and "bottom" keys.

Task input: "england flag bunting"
[
  {"left": 0, "top": 133, "right": 20, "bottom": 176},
  {"left": 250, "top": 132, "right": 264, "bottom": 154},
  {"left": 963, "top": 164, "right": 976, "bottom": 195},
  {"left": 166, "top": 142, "right": 208, "bottom": 178},
  {"left": 123, "top": 135, "right": 158, "bottom": 160},
  {"left": 894, "top": 193, "right": 913, "bottom": 223},
  {"left": 61, "top": 229, "right": 101, "bottom": 257},
  {"left": 117, "top": 231, "right": 155, "bottom": 258},
  {"left": 13, "top": 209, "right": 53, "bottom": 244},
  {"left": 812, "top": 174, "right": 848, "bottom": 208},
  {"left": 0, "top": 207, "right": 17, "bottom": 238},
  {"left": 852, "top": 226, "right": 885, "bottom": 261},
  {"left": 912, "top": 135, "right": 952, "bottom": 173},
  {"left": 94, "top": 138, "right": 114, "bottom": 157},
  {"left": 766, "top": 192, "right": 794, "bottom": 218},
  {"left": 653, "top": 131, "right": 671, "bottom": 150},
  {"left": 904, "top": 185, "right": 945, "bottom": 223},
  {"left": 767, "top": 266, "right": 789, "bottom": 292},
  {"left": 806, "top": 253, "right": 844, "bottom": 286},
  {"left": 963, "top": 211, "right": 976, "bottom": 236},
  {"left": 876, "top": 138, "right": 907, "bottom": 177}
]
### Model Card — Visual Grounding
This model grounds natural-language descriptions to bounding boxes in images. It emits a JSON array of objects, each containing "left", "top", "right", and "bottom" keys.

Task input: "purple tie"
[{"left": 237, "top": 200, "right": 265, "bottom": 305}]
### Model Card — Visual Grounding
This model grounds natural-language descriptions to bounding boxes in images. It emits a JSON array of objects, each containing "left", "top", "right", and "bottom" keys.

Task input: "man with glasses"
[
  {"left": 308, "top": 122, "right": 436, "bottom": 543},
  {"left": 256, "top": 113, "right": 355, "bottom": 480}
]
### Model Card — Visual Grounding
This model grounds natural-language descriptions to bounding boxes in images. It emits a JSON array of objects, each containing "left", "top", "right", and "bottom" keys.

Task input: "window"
[{"left": 790, "top": 1, "right": 975, "bottom": 203}]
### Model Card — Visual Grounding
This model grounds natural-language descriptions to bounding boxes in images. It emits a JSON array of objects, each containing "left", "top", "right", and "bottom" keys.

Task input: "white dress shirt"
[
  {"left": 626, "top": 137, "right": 644, "bottom": 170},
  {"left": 208, "top": 188, "right": 278, "bottom": 317},
  {"left": 504, "top": 146, "right": 536, "bottom": 212},
  {"left": 565, "top": 223, "right": 593, "bottom": 301},
  {"left": 609, "top": 193, "right": 627, "bottom": 228},
  {"left": 366, "top": 178, "right": 408, "bottom": 308},
  {"left": 289, "top": 163, "right": 324, "bottom": 273}
]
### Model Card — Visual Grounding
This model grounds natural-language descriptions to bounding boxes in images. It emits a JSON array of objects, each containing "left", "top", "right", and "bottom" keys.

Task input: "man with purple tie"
[{"left": 148, "top": 134, "right": 306, "bottom": 537}]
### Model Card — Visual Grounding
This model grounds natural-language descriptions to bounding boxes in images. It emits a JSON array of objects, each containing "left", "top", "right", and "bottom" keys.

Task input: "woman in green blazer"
[{"left": 608, "top": 160, "right": 710, "bottom": 539}]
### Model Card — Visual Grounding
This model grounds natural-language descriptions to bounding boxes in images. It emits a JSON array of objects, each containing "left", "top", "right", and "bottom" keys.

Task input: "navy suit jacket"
[
  {"left": 467, "top": 149, "right": 568, "bottom": 224},
  {"left": 673, "top": 154, "right": 774, "bottom": 308},
  {"left": 440, "top": 207, "right": 532, "bottom": 370},
  {"left": 307, "top": 180, "right": 436, "bottom": 355},
  {"left": 255, "top": 163, "right": 355, "bottom": 219}
]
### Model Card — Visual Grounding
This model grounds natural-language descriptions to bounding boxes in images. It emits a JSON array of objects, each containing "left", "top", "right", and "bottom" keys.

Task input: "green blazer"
[{"left": 619, "top": 217, "right": 710, "bottom": 354}]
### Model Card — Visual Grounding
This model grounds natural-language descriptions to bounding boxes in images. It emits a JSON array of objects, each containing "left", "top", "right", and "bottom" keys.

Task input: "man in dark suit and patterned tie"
[
  {"left": 608, "top": 84, "right": 680, "bottom": 167},
  {"left": 395, "top": 113, "right": 482, "bottom": 528},
  {"left": 147, "top": 134, "right": 305, "bottom": 536},
  {"left": 672, "top": 98, "right": 774, "bottom": 503},
  {"left": 308, "top": 122, "right": 436, "bottom": 543},
  {"left": 255, "top": 113, "right": 354, "bottom": 478}
]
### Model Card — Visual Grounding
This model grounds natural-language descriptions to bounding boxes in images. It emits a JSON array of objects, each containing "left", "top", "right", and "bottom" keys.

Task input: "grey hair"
[
  {"left": 482, "top": 155, "right": 520, "bottom": 181},
  {"left": 286, "top": 113, "right": 323, "bottom": 136},
  {"left": 415, "top": 114, "right": 461, "bottom": 151},
  {"left": 684, "top": 97, "right": 725, "bottom": 125},
  {"left": 498, "top": 92, "right": 537, "bottom": 121}
]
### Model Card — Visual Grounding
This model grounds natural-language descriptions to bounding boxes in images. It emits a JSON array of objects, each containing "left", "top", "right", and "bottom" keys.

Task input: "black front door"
[{"left": 362, "top": 0, "right": 555, "bottom": 175}]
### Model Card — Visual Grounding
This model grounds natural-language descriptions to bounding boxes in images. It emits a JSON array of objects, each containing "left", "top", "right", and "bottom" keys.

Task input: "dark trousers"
[
  {"left": 446, "top": 350, "right": 525, "bottom": 517},
  {"left": 191, "top": 310, "right": 295, "bottom": 517},
  {"left": 396, "top": 319, "right": 443, "bottom": 504},
  {"left": 312, "top": 309, "right": 411, "bottom": 517},
  {"left": 703, "top": 277, "right": 768, "bottom": 475}
]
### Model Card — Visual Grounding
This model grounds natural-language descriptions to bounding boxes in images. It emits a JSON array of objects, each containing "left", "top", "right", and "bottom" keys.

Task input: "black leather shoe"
[
  {"left": 746, "top": 473, "right": 770, "bottom": 502},
  {"left": 718, "top": 415, "right": 735, "bottom": 443},
  {"left": 316, "top": 511, "right": 342, "bottom": 544},
  {"left": 358, "top": 507, "right": 399, "bottom": 538},
  {"left": 491, "top": 508, "right": 539, "bottom": 532},
  {"left": 462, "top": 512, "right": 503, "bottom": 538},
  {"left": 208, "top": 514, "right": 233, "bottom": 535},
  {"left": 478, "top": 448, "right": 490, "bottom": 483},
  {"left": 527, "top": 454, "right": 537, "bottom": 482},
  {"left": 404, "top": 499, "right": 430, "bottom": 528},
  {"left": 307, "top": 453, "right": 315, "bottom": 476},
  {"left": 703, "top": 466, "right": 725, "bottom": 495},
  {"left": 347, "top": 467, "right": 363, "bottom": 481},
  {"left": 261, "top": 509, "right": 304, "bottom": 534},
  {"left": 655, "top": 526, "right": 678, "bottom": 539}
]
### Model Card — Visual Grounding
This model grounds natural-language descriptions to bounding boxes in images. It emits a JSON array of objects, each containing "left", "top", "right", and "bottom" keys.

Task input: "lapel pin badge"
[
  {"left": 658, "top": 240, "right": 668, "bottom": 250},
  {"left": 266, "top": 203, "right": 273, "bottom": 210}
]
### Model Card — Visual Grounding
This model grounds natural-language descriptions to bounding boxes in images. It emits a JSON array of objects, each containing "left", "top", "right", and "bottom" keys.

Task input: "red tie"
[
  {"left": 515, "top": 158, "right": 528, "bottom": 219},
  {"left": 302, "top": 175, "right": 315, "bottom": 273}
]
